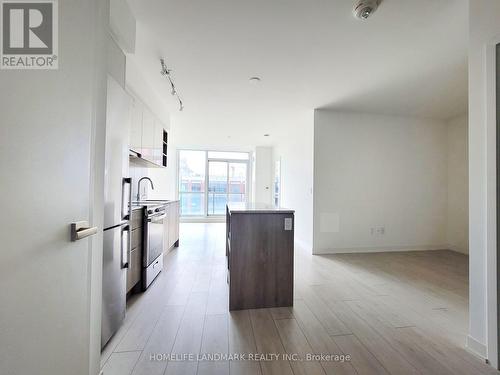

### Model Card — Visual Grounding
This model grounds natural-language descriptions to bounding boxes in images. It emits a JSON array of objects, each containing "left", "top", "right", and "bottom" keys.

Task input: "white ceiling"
[{"left": 127, "top": 0, "right": 468, "bottom": 140}]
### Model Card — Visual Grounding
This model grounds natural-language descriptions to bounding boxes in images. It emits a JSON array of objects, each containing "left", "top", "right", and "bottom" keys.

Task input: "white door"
[{"left": 0, "top": 1, "right": 107, "bottom": 375}]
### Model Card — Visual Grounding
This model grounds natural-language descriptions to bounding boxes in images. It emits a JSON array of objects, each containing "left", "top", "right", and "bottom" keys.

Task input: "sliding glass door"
[
  {"left": 207, "top": 161, "right": 248, "bottom": 215},
  {"left": 179, "top": 150, "right": 249, "bottom": 217},
  {"left": 207, "top": 161, "right": 228, "bottom": 215},
  {"left": 228, "top": 162, "right": 247, "bottom": 205},
  {"left": 179, "top": 150, "right": 206, "bottom": 216}
]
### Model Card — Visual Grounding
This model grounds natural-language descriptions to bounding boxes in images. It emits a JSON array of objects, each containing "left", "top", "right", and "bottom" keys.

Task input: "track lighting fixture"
[{"left": 160, "top": 58, "right": 184, "bottom": 111}]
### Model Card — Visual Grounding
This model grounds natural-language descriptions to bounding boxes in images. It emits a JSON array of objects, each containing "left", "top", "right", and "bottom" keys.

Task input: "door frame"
[
  {"left": 493, "top": 40, "right": 500, "bottom": 370},
  {"left": 496, "top": 41, "right": 500, "bottom": 370},
  {"left": 88, "top": 1, "right": 109, "bottom": 374},
  {"left": 484, "top": 36, "right": 500, "bottom": 369}
]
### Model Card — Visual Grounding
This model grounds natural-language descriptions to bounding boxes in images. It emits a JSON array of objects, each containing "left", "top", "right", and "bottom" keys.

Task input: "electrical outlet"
[{"left": 371, "top": 226, "right": 385, "bottom": 235}]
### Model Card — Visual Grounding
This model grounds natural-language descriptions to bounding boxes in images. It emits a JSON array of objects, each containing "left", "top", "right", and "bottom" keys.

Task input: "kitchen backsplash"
[{"left": 130, "top": 162, "right": 175, "bottom": 201}]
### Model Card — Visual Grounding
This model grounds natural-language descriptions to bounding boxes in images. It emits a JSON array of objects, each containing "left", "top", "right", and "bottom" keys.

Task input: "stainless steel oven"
[{"left": 142, "top": 205, "right": 166, "bottom": 289}]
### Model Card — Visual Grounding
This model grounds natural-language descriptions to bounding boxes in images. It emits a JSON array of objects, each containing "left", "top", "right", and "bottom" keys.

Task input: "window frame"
[{"left": 177, "top": 149, "right": 252, "bottom": 218}]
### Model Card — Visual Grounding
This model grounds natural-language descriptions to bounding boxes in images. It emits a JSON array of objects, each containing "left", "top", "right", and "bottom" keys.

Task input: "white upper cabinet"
[
  {"left": 128, "top": 95, "right": 168, "bottom": 168},
  {"left": 129, "top": 98, "right": 143, "bottom": 156},
  {"left": 141, "top": 107, "right": 155, "bottom": 162}
]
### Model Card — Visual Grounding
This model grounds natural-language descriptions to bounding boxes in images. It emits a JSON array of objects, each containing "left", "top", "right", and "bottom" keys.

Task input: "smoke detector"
[{"left": 353, "top": 0, "right": 381, "bottom": 20}]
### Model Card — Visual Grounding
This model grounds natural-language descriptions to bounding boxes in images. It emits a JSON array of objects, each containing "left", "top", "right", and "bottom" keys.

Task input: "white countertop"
[{"left": 227, "top": 202, "right": 294, "bottom": 214}]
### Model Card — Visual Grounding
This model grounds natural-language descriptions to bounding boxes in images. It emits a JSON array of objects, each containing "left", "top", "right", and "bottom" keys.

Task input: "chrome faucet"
[{"left": 137, "top": 177, "right": 154, "bottom": 201}]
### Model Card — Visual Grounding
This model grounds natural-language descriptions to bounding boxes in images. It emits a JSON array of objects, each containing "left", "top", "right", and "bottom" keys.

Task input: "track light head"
[{"left": 160, "top": 58, "right": 184, "bottom": 112}]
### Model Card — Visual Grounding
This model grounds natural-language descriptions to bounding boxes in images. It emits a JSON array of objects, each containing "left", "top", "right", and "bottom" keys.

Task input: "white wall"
[
  {"left": 109, "top": 0, "right": 136, "bottom": 54},
  {"left": 447, "top": 114, "right": 469, "bottom": 254},
  {"left": 468, "top": 0, "right": 500, "bottom": 364},
  {"left": 273, "top": 110, "right": 314, "bottom": 251},
  {"left": 129, "top": 157, "right": 177, "bottom": 202},
  {"left": 254, "top": 146, "right": 274, "bottom": 204},
  {"left": 313, "top": 110, "right": 448, "bottom": 254}
]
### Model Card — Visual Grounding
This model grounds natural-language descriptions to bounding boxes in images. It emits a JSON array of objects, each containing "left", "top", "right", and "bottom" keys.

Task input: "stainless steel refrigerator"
[{"left": 101, "top": 76, "right": 132, "bottom": 348}]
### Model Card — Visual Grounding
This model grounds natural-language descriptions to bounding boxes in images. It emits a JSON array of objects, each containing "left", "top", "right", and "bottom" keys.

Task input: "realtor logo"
[{"left": 1, "top": 0, "right": 58, "bottom": 69}]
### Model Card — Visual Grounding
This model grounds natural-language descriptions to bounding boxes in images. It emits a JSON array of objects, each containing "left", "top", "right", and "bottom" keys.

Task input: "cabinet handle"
[
  {"left": 70, "top": 221, "right": 98, "bottom": 241},
  {"left": 121, "top": 224, "right": 130, "bottom": 269},
  {"left": 122, "top": 177, "right": 132, "bottom": 220},
  {"left": 129, "top": 150, "right": 142, "bottom": 158}
]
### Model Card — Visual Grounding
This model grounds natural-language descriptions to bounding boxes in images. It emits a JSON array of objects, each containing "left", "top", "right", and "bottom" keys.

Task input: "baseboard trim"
[
  {"left": 446, "top": 244, "right": 469, "bottom": 255},
  {"left": 312, "top": 244, "right": 450, "bottom": 255},
  {"left": 466, "top": 335, "right": 488, "bottom": 359}
]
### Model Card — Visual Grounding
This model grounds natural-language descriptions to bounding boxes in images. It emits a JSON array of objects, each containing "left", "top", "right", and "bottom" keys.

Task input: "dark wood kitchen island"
[{"left": 226, "top": 203, "right": 295, "bottom": 310}]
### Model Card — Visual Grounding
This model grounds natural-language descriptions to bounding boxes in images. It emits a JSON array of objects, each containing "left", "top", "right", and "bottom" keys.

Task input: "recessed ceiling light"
[
  {"left": 264, "top": 134, "right": 270, "bottom": 137},
  {"left": 249, "top": 76, "right": 261, "bottom": 82}
]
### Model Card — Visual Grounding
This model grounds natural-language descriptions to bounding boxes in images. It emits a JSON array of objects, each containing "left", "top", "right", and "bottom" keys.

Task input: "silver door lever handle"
[{"left": 70, "top": 221, "right": 98, "bottom": 241}]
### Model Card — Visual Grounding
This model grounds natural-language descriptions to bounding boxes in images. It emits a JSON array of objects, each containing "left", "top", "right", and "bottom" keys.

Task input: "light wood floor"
[{"left": 101, "top": 223, "right": 498, "bottom": 375}]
